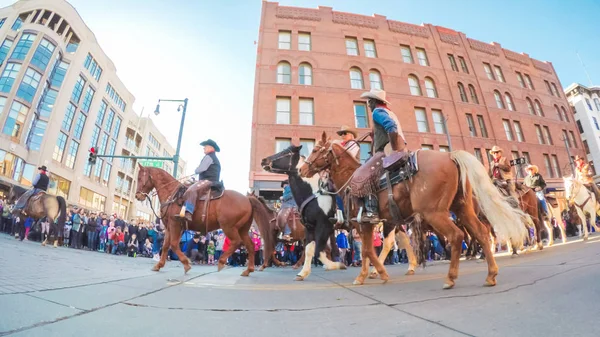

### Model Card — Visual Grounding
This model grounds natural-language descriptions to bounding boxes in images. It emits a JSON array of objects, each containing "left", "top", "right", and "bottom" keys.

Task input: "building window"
[
  {"left": 65, "top": 140, "right": 79, "bottom": 169},
  {"left": 275, "top": 138, "right": 291, "bottom": 152},
  {"left": 400, "top": 45, "right": 413, "bottom": 63},
  {"left": 594, "top": 117, "right": 600, "bottom": 131},
  {"left": 96, "top": 101, "right": 107, "bottom": 126},
  {"left": 534, "top": 100, "right": 544, "bottom": 116},
  {"left": 369, "top": 70, "right": 383, "bottom": 90},
  {"left": 11, "top": 17, "right": 23, "bottom": 31},
  {"left": 346, "top": 37, "right": 359, "bottom": 56},
  {"left": 526, "top": 98, "right": 534, "bottom": 115},
  {"left": 524, "top": 74, "right": 534, "bottom": 89},
  {"left": 439, "top": 146, "right": 450, "bottom": 152},
  {"left": 298, "top": 32, "right": 311, "bottom": 51},
  {"left": 26, "top": 119, "right": 46, "bottom": 151},
  {"left": 562, "top": 130, "right": 571, "bottom": 147},
  {"left": 39, "top": 88, "right": 58, "bottom": 118},
  {"left": 112, "top": 117, "right": 121, "bottom": 139},
  {"left": 555, "top": 105, "right": 562, "bottom": 121},
  {"left": 71, "top": 76, "right": 86, "bottom": 103},
  {"left": 458, "top": 56, "right": 468, "bottom": 73},
  {"left": 513, "top": 121, "right": 524, "bottom": 142},
  {"left": 298, "top": 63, "right": 312, "bottom": 85},
  {"left": 458, "top": 82, "right": 468, "bottom": 102},
  {"left": 53, "top": 132, "right": 68, "bottom": 162},
  {"left": 477, "top": 115, "right": 488, "bottom": 138},
  {"left": 448, "top": 54, "right": 458, "bottom": 71},
  {"left": 89, "top": 125, "right": 100, "bottom": 148},
  {"left": 30, "top": 38, "right": 55, "bottom": 71},
  {"left": 468, "top": 84, "right": 479, "bottom": 104},
  {"left": 299, "top": 139, "right": 315, "bottom": 158},
  {"left": 576, "top": 120, "right": 584, "bottom": 134},
  {"left": 432, "top": 110, "right": 445, "bottom": 134},
  {"left": 349, "top": 67, "right": 364, "bottom": 89},
  {"left": 551, "top": 83, "right": 560, "bottom": 97},
  {"left": 364, "top": 39, "right": 376, "bottom": 58},
  {"left": 0, "top": 39, "right": 13, "bottom": 64},
  {"left": 97, "top": 132, "right": 109, "bottom": 154},
  {"left": 93, "top": 158, "right": 103, "bottom": 179},
  {"left": 416, "top": 48, "right": 428, "bottom": 66},
  {"left": 359, "top": 142, "right": 371, "bottom": 163},
  {"left": 551, "top": 155, "right": 561, "bottom": 178},
  {"left": 544, "top": 80, "right": 553, "bottom": 96},
  {"left": 474, "top": 148, "right": 484, "bottom": 163},
  {"left": 542, "top": 126, "right": 553, "bottom": 145},
  {"left": 16, "top": 68, "right": 41, "bottom": 103},
  {"left": 466, "top": 114, "right": 477, "bottom": 137},
  {"left": 535, "top": 125, "right": 545, "bottom": 144},
  {"left": 81, "top": 87, "right": 95, "bottom": 113},
  {"left": 586, "top": 98, "right": 593, "bottom": 110},
  {"left": 276, "top": 61, "right": 291, "bottom": 84},
  {"left": 494, "top": 65, "right": 505, "bottom": 82},
  {"left": 424, "top": 77, "right": 436, "bottom": 98},
  {"left": 422, "top": 144, "right": 434, "bottom": 150},
  {"left": 299, "top": 98, "right": 314, "bottom": 125},
  {"left": 569, "top": 131, "right": 578, "bottom": 148},
  {"left": 354, "top": 102, "right": 369, "bottom": 128},
  {"left": 105, "top": 109, "right": 115, "bottom": 132},
  {"left": 48, "top": 174, "right": 70, "bottom": 199},
  {"left": 0, "top": 62, "right": 21, "bottom": 93},
  {"left": 2, "top": 101, "right": 28, "bottom": 139},
  {"left": 502, "top": 119, "right": 514, "bottom": 141},
  {"left": 415, "top": 108, "right": 429, "bottom": 132},
  {"left": 583, "top": 140, "right": 590, "bottom": 154},
  {"left": 504, "top": 92, "right": 515, "bottom": 111},
  {"left": 560, "top": 106, "right": 569, "bottom": 122},
  {"left": 79, "top": 187, "right": 106, "bottom": 210},
  {"left": 278, "top": 31, "right": 291, "bottom": 50},
  {"left": 10, "top": 33, "right": 35, "bottom": 60},
  {"left": 594, "top": 98, "right": 600, "bottom": 111},
  {"left": 543, "top": 154, "right": 553, "bottom": 178},
  {"left": 62, "top": 103, "right": 76, "bottom": 131},
  {"left": 494, "top": 91, "right": 504, "bottom": 109},
  {"left": 522, "top": 152, "right": 531, "bottom": 166},
  {"left": 50, "top": 60, "right": 69, "bottom": 88},
  {"left": 276, "top": 97, "right": 291, "bottom": 124},
  {"left": 408, "top": 75, "right": 421, "bottom": 96},
  {"left": 483, "top": 63, "right": 495, "bottom": 80},
  {"left": 516, "top": 72, "right": 525, "bottom": 88},
  {"left": 73, "top": 112, "right": 86, "bottom": 140}
]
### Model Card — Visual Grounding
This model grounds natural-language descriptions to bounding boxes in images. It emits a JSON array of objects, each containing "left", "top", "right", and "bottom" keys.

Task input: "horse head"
[
  {"left": 261, "top": 145, "right": 301, "bottom": 174},
  {"left": 300, "top": 131, "right": 335, "bottom": 178},
  {"left": 563, "top": 176, "right": 580, "bottom": 206},
  {"left": 135, "top": 164, "right": 156, "bottom": 201}
]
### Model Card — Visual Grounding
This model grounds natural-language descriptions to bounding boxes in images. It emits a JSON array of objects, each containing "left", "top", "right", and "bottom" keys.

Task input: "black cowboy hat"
[
  {"left": 38, "top": 165, "right": 47, "bottom": 171},
  {"left": 200, "top": 139, "right": 220, "bottom": 152},
  {"left": 281, "top": 180, "right": 289, "bottom": 188}
]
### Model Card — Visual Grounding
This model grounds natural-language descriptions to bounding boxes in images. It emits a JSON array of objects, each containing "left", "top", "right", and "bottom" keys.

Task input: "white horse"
[
  {"left": 544, "top": 196, "right": 567, "bottom": 245},
  {"left": 564, "top": 177, "right": 600, "bottom": 241}
]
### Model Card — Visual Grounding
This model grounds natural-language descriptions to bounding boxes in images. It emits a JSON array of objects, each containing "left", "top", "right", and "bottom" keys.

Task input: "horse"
[
  {"left": 300, "top": 132, "right": 528, "bottom": 289},
  {"left": 261, "top": 145, "right": 346, "bottom": 281},
  {"left": 498, "top": 184, "right": 544, "bottom": 252},
  {"left": 564, "top": 176, "right": 600, "bottom": 241},
  {"left": 9, "top": 186, "right": 66, "bottom": 247},
  {"left": 134, "top": 164, "right": 273, "bottom": 276},
  {"left": 544, "top": 194, "right": 567, "bottom": 245}
]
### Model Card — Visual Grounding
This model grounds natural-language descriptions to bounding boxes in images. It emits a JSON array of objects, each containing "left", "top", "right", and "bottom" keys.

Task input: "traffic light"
[{"left": 88, "top": 147, "right": 97, "bottom": 165}]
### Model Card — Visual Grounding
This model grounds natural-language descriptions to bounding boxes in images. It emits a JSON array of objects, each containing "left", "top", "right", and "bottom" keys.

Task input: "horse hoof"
[
  {"left": 583, "top": 236, "right": 589, "bottom": 242},
  {"left": 484, "top": 280, "right": 496, "bottom": 287},
  {"left": 537, "top": 245, "right": 544, "bottom": 251},
  {"left": 380, "top": 273, "right": 390, "bottom": 283},
  {"left": 294, "top": 275, "right": 304, "bottom": 281},
  {"left": 240, "top": 270, "right": 250, "bottom": 277},
  {"left": 184, "top": 265, "right": 191, "bottom": 274},
  {"left": 405, "top": 270, "right": 415, "bottom": 276},
  {"left": 368, "top": 272, "right": 378, "bottom": 279},
  {"left": 511, "top": 253, "right": 519, "bottom": 258},
  {"left": 339, "top": 263, "right": 347, "bottom": 270},
  {"left": 151, "top": 265, "right": 160, "bottom": 272},
  {"left": 443, "top": 283, "right": 454, "bottom": 290},
  {"left": 217, "top": 263, "right": 226, "bottom": 272},
  {"left": 352, "top": 279, "right": 364, "bottom": 285},
  {"left": 258, "top": 266, "right": 265, "bottom": 272},
  {"left": 292, "top": 265, "right": 300, "bottom": 270}
]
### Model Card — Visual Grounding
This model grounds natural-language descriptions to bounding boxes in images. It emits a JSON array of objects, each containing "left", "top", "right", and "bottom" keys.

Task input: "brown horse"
[
  {"left": 496, "top": 184, "right": 542, "bottom": 252},
  {"left": 10, "top": 187, "right": 66, "bottom": 247},
  {"left": 135, "top": 165, "right": 273, "bottom": 276},
  {"left": 300, "top": 132, "right": 528, "bottom": 289}
]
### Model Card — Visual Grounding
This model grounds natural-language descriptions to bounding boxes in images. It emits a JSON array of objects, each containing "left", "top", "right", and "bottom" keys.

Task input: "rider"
[
  {"left": 14, "top": 165, "right": 50, "bottom": 215},
  {"left": 489, "top": 146, "right": 518, "bottom": 201},
  {"left": 278, "top": 180, "right": 296, "bottom": 241},
  {"left": 574, "top": 155, "right": 600, "bottom": 201},
  {"left": 358, "top": 88, "right": 408, "bottom": 223},
  {"left": 524, "top": 164, "right": 549, "bottom": 217},
  {"left": 176, "top": 139, "right": 221, "bottom": 222},
  {"left": 336, "top": 125, "right": 360, "bottom": 161}
]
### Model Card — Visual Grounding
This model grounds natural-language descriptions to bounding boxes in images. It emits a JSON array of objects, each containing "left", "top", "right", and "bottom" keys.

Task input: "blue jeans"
[
  {"left": 112, "top": 242, "right": 125, "bottom": 254},
  {"left": 87, "top": 231, "right": 97, "bottom": 250},
  {"left": 215, "top": 250, "right": 223, "bottom": 261},
  {"left": 353, "top": 241, "right": 362, "bottom": 262},
  {"left": 536, "top": 191, "right": 549, "bottom": 214}
]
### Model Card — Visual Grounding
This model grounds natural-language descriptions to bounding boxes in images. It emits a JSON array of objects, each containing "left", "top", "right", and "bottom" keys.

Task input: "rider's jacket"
[
  {"left": 196, "top": 151, "right": 220, "bottom": 183},
  {"left": 524, "top": 173, "right": 546, "bottom": 191},
  {"left": 490, "top": 156, "right": 513, "bottom": 181},
  {"left": 576, "top": 163, "right": 593, "bottom": 184},
  {"left": 33, "top": 172, "right": 49, "bottom": 191}
]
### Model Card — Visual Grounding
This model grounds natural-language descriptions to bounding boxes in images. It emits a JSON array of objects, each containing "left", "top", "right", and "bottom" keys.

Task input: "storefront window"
[
  {"left": 20, "top": 163, "right": 35, "bottom": 186},
  {"left": 48, "top": 174, "right": 71, "bottom": 199}
]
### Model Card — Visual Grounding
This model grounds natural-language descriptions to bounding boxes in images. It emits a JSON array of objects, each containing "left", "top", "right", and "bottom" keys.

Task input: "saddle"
[
  {"left": 31, "top": 191, "right": 46, "bottom": 202},
  {"left": 378, "top": 151, "right": 419, "bottom": 190},
  {"left": 545, "top": 195, "right": 559, "bottom": 208},
  {"left": 199, "top": 181, "right": 225, "bottom": 201}
]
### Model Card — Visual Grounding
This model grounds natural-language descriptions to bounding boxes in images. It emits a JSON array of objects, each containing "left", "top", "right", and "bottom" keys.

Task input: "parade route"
[{"left": 1, "top": 234, "right": 599, "bottom": 337}]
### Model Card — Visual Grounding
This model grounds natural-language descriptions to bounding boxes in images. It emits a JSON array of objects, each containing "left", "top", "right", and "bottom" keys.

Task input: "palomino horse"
[
  {"left": 502, "top": 186, "right": 544, "bottom": 251},
  {"left": 301, "top": 132, "right": 528, "bottom": 289},
  {"left": 135, "top": 165, "right": 273, "bottom": 276},
  {"left": 261, "top": 145, "right": 346, "bottom": 281},
  {"left": 9, "top": 186, "right": 66, "bottom": 247},
  {"left": 564, "top": 176, "right": 600, "bottom": 241}
]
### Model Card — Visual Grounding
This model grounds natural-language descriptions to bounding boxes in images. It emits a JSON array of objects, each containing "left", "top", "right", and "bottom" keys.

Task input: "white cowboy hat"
[
  {"left": 525, "top": 164, "right": 538, "bottom": 173},
  {"left": 336, "top": 125, "right": 357, "bottom": 137},
  {"left": 489, "top": 146, "right": 503, "bottom": 154},
  {"left": 360, "top": 88, "right": 390, "bottom": 105}
]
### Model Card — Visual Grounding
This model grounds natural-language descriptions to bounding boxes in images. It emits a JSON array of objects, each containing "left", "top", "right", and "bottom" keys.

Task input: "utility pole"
[
  {"left": 561, "top": 134, "right": 575, "bottom": 177},
  {"left": 442, "top": 115, "right": 452, "bottom": 151}
]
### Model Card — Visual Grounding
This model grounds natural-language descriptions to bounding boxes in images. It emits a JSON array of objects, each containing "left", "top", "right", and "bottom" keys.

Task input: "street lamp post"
[
  {"left": 154, "top": 98, "right": 188, "bottom": 178},
  {"left": 442, "top": 115, "right": 453, "bottom": 151}
]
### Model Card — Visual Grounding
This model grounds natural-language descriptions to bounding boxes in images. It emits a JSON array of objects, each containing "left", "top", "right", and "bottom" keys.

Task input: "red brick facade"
[{"left": 250, "top": 2, "right": 583, "bottom": 193}]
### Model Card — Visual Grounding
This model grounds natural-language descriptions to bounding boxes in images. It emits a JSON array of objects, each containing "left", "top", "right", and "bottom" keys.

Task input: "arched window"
[
  {"left": 369, "top": 69, "right": 383, "bottom": 90},
  {"left": 555, "top": 105, "right": 562, "bottom": 121},
  {"left": 526, "top": 98, "right": 534, "bottom": 115},
  {"left": 408, "top": 75, "right": 421, "bottom": 96},
  {"left": 561, "top": 106, "right": 570, "bottom": 122},
  {"left": 298, "top": 63, "right": 312, "bottom": 85},
  {"left": 494, "top": 90, "right": 504, "bottom": 109},
  {"left": 276, "top": 61, "right": 291, "bottom": 84},
  {"left": 504, "top": 92, "right": 515, "bottom": 111},
  {"left": 349, "top": 67, "right": 364, "bottom": 89},
  {"left": 468, "top": 84, "right": 479, "bottom": 104},
  {"left": 424, "top": 77, "right": 437, "bottom": 98},
  {"left": 534, "top": 99, "right": 544, "bottom": 116},
  {"left": 458, "top": 82, "right": 468, "bottom": 102}
]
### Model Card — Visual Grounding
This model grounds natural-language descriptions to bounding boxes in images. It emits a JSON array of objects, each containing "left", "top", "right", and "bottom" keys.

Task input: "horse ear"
[
  {"left": 321, "top": 131, "right": 327, "bottom": 143},
  {"left": 138, "top": 163, "right": 143, "bottom": 170}
]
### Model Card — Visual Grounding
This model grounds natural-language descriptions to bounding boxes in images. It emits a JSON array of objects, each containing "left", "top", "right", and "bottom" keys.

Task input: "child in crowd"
[
  {"left": 99, "top": 219, "right": 108, "bottom": 252},
  {"left": 106, "top": 220, "right": 116, "bottom": 254},
  {"left": 144, "top": 238, "right": 153, "bottom": 257},
  {"left": 127, "top": 233, "right": 138, "bottom": 257},
  {"left": 207, "top": 241, "right": 215, "bottom": 265}
]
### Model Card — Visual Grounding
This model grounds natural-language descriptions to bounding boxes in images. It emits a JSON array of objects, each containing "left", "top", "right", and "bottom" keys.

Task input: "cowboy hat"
[
  {"left": 489, "top": 146, "right": 503, "bottom": 154},
  {"left": 360, "top": 88, "right": 390, "bottom": 105},
  {"left": 336, "top": 125, "right": 357, "bottom": 137},
  {"left": 525, "top": 164, "right": 538, "bottom": 173},
  {"left": 199, "top": 139, "right": 220, "bottom": 152},
  {"left": 37, "top": 165, "right": 47, "bottom": 171},
  {"left": 281, "top": 180, "right": 289, "bottom": 188},
  {"left": 575, "top": 155, "right": 584, "bottom": 161}
]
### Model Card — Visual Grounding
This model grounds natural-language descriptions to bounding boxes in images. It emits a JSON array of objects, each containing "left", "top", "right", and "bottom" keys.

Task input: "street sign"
[{"left": 139, "top": 160, "right": 164, "bottom": 168}]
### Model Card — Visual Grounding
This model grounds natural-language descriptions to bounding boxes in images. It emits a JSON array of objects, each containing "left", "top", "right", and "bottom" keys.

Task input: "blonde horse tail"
[
  {"left": 409, "top": 213, "right": 427, "bottom": 267},
  {"left": 451, "top": 150, "right": 528, "bottom": 249}
]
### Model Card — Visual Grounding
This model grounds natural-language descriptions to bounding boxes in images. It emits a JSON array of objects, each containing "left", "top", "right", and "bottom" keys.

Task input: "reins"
[{"left": 138, "top": 172, "right": 196, "bottom": 221}]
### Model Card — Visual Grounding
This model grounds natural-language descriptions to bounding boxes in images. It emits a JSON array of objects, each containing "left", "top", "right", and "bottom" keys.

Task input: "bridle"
[
  {"left": 566, "top": 178, "right": 592, "bottom": 209},
  {"left": 303, "top": 140, "right": 360, "bottom": 195},
  {"left": 263, "top": 148, "right": 298, "bottom": 174},
  {"left": 136, "top": 169, "right": 194, "bottom": 220}
]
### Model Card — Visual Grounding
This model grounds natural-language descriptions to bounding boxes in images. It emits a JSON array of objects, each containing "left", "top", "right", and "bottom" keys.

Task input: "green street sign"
[{"left": 139, "top": 160, "right": 164, "bottom": 168}]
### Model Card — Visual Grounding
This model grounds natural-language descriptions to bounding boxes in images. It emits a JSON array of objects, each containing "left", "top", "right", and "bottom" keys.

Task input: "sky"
[{"left": 3, "top": 0, "right": 600, "bottom": 193}]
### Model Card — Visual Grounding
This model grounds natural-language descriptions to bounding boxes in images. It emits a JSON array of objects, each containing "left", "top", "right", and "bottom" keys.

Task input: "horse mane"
[{"left": 255, "top": 195, "right": 275, "bottom": 212}]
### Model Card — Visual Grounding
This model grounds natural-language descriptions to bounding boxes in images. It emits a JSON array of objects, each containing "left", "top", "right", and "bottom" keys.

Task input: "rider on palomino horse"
[
  {"left": 524, "top": 164, "right": 549, "bottom": 217},
  {"left": 176, "top": 139, "right": 221, "bottom": 222},
  {"left": 278, "top": 180, "right": 296, "bottom": 241},
  {"left": 14, "top": 165, "right": 49, "bottom": 215},
  {"left": 355, "top": 88, "right": 408, "bottom": 224},
  {"left": 489, "top": 146, "right": 518, "bottom": 202},
  {"left": 574, "top": 155, "right": 600, "bottom": 201}
]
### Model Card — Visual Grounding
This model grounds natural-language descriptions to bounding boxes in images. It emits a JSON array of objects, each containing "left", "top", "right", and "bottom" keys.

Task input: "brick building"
[{"left": 249, "top": 2, "right": 583, "bottom": 199}]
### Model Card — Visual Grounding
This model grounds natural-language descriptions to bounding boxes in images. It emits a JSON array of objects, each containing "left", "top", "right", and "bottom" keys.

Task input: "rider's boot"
[
  {"left": 175, "top": 201, "right": 194, "bottom": 222},
  {"left": 362, "top": 194, "right": 380, "bottom": 224}
]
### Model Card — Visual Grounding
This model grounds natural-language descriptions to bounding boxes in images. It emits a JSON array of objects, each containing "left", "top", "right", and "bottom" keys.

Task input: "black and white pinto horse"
[{"left": 261, "top": 145, "right": 346, "bottom": 280}]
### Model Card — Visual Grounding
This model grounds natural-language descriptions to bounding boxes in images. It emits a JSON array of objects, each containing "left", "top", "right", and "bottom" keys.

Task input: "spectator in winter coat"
[
  {"left": 185, "top": 234, "right": 204, "bottom": 264},
  {"left": 87, "top": 213, "right": 98, "bottom": 251},
  {"left": 137, "top": 223, "right": 148, "bottom": 253},
  {"left": 127, "top": 233, "right": 139, "bottom": 257},
  {"left": 336, "top": 230, "right": 349, "bottom": 265}
]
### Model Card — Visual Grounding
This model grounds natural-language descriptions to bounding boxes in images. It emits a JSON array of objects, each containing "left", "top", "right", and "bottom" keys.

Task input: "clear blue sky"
[{"left": 3, "top": 0, "right": 599, "bottom": 193}]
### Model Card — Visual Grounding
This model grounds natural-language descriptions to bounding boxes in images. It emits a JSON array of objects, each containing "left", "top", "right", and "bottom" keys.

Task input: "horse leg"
[
  {"left": 295, "top": 241, "right": 315, "bottom": 281},
  {"left": 315, "top": 220, "right": 345, "bottom": 271},
  {"left": 259, "top": 234, "right": 274, "bottom": 271},
  {"left": 169, "top": 233, "right": 191, "bottom": 274},
  {"left": 218, "top": 229, "right": 243, "bottom": 272},
  {"left": 152, "top": 226, "right": 171, "bottom": 272},
  {"left": 239, "top": 227, "right": 255, "bottom": 277},
  {"left": 369, "top": 226, "right": 395, "bottom": 279},
  {"left": 397, "top": 230, "right": 416, "bottom": 275},
  {"left": 575, "top": 207, "right": 589, "bottom": 241},
  {"left": 545, "top": 219, "right": 554, "bottom": 246},
  {"left": 588, "top": 204, "right": 599, "bottom": 233},
  {"left": 292, "top": 244, "right": 305, "bottom": 269},
  {"left": 425, "top": 212, "right": 464, "bottom": 289},
  {"left": 353, "top": 234, "right": 370, "bottom": 285}
]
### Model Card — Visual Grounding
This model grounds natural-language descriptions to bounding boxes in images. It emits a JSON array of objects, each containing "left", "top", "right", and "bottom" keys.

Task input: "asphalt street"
[{"left": 1, "top": 233, "right": 599, "bottom": 337}]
